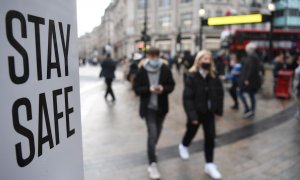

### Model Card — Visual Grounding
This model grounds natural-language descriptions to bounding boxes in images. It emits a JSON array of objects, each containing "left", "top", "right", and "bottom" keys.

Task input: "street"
[{"left": 79, "top": 65, "right": 300, "bottom": 180}]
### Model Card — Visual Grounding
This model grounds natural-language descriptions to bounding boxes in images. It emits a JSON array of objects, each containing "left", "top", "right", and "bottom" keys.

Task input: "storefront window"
[
  {"left": 181, "top": 13, "right": 192, "bottom": 31},
  {"left": 159, "top": 15, "right": 171, "bottom": 31},
  {"left": 181, "top": 0, "right": 192, "bottom": 3},
  {"left": 182, "top": 40, "right": 192, "bottom": 51},
  {"left": 137, "top": 0, "right": 147, "bottom": 9},
  {"left": 156, "top": 40, "right": 172, "bottom": 52},
  {"left": 160, "top": 0, "right": 171, "bottom": 7}
]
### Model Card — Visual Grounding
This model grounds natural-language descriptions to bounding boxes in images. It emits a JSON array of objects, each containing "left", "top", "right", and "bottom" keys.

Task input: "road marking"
[{"left": 84, "top": 104, "right": 297, "bottom": 171}]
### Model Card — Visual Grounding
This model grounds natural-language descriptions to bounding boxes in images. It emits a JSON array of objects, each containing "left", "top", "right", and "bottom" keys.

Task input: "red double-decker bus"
[
  {"left": 229, "top": 29, "right": 300, "bottom": 51},
  {"left": 223, "top": 29, "right": 300, "bottom": 62}
]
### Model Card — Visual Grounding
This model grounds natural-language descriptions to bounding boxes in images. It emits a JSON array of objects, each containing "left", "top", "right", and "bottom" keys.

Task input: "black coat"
[
  {"left": 134, "top": 64, "right": 175, "bottom": 118},
  {"left": 239, "top": 53, "right": 262, "bottom": 91},
  {"left": 100, "top": 58, "right": 116, "bottom": 79},
  {"left": 183, "top": 72, "right": 224, "bottom": 122}
]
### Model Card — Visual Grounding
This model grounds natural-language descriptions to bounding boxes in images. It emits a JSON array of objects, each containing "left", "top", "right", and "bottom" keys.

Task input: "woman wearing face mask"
[{"left": 178, "top": 50, "right": 224, "bottom": 179}]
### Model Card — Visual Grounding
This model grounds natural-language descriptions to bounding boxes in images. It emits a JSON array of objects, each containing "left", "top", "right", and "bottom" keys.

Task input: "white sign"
[{"left": 0, "top": 0, "right": 84, "bottom": 179}]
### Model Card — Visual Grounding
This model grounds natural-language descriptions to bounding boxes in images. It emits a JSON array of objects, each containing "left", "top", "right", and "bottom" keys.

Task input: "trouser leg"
[
  {"left": 175, "top": 61, "right": 180, "bottom": 73},
  {"left": 239, "top": 89, "right": 249, "bottom": 113},
  {"left": 249, "top": 89, "right": 256, "bottom": 112},
  {"left": 105, "top": 78, "right": 115, "bottom": 100},
  {"left": 182, "top": 121, "right": 200, "bottom": 147},
  {"left": 229, "top": 82, "right": 239, "bottom": 106},
  {"left": 145, "top": 109, "right": 165, "bottom": 164},
  {"left": 155, "top": 114, "right": 165, "bottom": 145},
  {"left": 105, "top": 79, "right": 109, "bottom": 98},
  {"left": 201, "top": 112, "right": 215, "bottom": 163}
]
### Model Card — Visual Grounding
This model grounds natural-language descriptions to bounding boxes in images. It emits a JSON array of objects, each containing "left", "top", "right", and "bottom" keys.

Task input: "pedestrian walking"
[
  {"left": 174, "top": 52, "right": 182, "bottom": 74},
  {"left": 134, "top": 47, "right": 175, "bottom": 179},
  {"left": 293, "top": 55, "right": 300, "bottom": 120},
  {"left": 100, "top": 54, "right": 117, "bottom": 101},
  {"left": 238, "top": 43, "right": 262, "bottom": 118},
  {"left": 225, "top": 54, "right": 241, "bottom": 110},
  {"left": 178, "top": 50, "right": 224, "bottom": 179},
  {"left": 166, "top": 53, "right": 175, "bottom": 70},
  {"left": 214, "top": 50, "right": 226, "bottom": 76},
  {"left": 285, "top": 51, "right": 298, "bottom": 70},
  {"left": 181, "top": 51, "right": 194, "bottom": 76},
  {"left": 126, "top": 52, "right": 143, "bottom": 89}
]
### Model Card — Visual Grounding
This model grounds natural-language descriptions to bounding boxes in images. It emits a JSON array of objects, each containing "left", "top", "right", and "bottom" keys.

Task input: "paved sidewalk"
[{"left": 79, "top": 65, "right": 299, "bottom": 180}]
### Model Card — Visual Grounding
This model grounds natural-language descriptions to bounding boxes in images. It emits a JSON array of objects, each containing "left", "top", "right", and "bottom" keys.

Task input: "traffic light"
[
  {"left": 141, "top": 30, "right": 145, "bottom": 41},
  {"left": 141, "top": 31, "right": 151, "bottom": 42}
]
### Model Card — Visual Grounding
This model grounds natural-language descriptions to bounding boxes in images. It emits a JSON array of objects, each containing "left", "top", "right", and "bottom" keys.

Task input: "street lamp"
[
  {"left": 142, "top": 0, "right": 148, "bottom": 56},
  {"left": 198, "top": 5, "right": 206, "bottom": 50},
  {"left": 176, "top": 27, "right": 182, "bottom": 53},
  {"left": 268, "top": 2, "right": 276, "bottom": 12},
  {"left": 268, "top": 0, "right": 275, "bottom": 63}
]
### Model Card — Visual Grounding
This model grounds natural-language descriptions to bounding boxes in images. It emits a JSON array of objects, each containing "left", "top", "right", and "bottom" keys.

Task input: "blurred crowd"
[{"left": 81, "top": 44, "right": 300, "bottom": 179}]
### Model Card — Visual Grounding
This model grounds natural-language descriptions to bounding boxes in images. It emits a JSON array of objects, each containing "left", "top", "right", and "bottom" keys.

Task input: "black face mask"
[{"left": 202, "top": 63, "right": 211, "bottom": 70}]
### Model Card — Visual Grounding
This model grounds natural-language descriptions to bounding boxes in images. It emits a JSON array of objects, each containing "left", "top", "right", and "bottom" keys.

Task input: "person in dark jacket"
[
  {"left": 100, "top": 54, "right": 117, "bottom": 101},
  {"left": 178, "top": 50, "right": 224, "bottom": 180},
  {"left": 181, "top": 51, "right": 194, "bottom": 79},
  {"left": 127, "top": 53, "right": 143, "bottom": 89},
  {"left": 273, "top": 52, "right": 285, "bottom": 78},
  {"left": 238, "top": 43, "right": 262, "bottom": 118},
  {"left": 134, "top": 47, "right": 175, "bottom": 179}
]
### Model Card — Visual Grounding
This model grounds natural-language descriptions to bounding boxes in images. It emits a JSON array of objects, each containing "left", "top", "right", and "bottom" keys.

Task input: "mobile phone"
[{"left": 154, "top": 85, "right": 160, "bottom": 91}]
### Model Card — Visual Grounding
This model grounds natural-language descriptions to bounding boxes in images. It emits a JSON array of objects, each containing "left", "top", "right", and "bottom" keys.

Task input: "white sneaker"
[
  {"left": 147, "top": 163, "right": 161, "bottom": 179},
  {"left": 178, "top": 144, "right": 189, "bottom": 160},
  {"left": 205, "top": 163, "right": 222, "bottom": 179},
  {"left": 243, "top": 111, "right": 254, "bottom": 118}
]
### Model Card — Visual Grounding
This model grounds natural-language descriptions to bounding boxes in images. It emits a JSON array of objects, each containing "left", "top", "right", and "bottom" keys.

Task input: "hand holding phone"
[{"left": 150, "top": 85, "right": 163, "bottom": 94}]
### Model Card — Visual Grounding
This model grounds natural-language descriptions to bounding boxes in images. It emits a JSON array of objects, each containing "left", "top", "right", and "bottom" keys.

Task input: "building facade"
[
  {"left": 80, "top": 0, "right": 272, "bottom": 59},
  {"left": 274, "top": 0, "right": 300, "bottom": 29}
]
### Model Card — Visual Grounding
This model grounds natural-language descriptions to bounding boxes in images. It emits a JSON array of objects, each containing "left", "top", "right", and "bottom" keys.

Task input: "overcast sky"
[{"left": 76, "top": 0, "right": 111, "bottom": 37}]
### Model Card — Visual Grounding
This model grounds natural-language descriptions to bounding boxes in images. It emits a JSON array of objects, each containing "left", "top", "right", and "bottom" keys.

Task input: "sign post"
[
  {"left": 202, "top": 14, "right": 271, "bottom": 26},
  {"left": 0, "top": 0, "right": 84, "bottom": 179}
]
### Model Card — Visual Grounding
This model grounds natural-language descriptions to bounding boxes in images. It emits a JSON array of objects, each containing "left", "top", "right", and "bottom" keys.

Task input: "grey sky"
[{"left": 76, "top": 0, "right": 111, "bottom": 37}]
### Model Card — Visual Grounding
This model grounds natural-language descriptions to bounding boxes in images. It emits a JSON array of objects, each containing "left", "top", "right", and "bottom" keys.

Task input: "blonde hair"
[{"left": 189, "top": 50, "right": 216, "bottom": 78}]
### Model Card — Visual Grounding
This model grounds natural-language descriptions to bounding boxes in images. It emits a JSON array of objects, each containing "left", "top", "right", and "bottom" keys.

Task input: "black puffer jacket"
[
  {"left": 183, "top": 72, "right": 224, "bottom": 122},
  {"left": 134, "top": 63, "right": 175, "bottom": 118}
]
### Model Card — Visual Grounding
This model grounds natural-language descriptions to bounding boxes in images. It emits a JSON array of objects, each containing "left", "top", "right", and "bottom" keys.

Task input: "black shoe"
[
  {"left": 104, "top": 95, "right": 107, "bottom": 100},
  {"left": 231, "top": 105, "right": 239, "bottom": 110}
]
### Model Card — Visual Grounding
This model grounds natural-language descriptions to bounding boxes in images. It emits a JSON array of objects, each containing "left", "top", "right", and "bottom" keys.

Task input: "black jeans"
[
  {"left": 182, "top": 112, "right": 215, "bottom": 163},
  {"left": 145, "top": 109, "right": 165, "bottom": 164},
  {"left": 105, "top": 78, "right": 115, "bottom": 100},
  {"left": 229, "top": 81, "right": 239, "bottom": 107}
]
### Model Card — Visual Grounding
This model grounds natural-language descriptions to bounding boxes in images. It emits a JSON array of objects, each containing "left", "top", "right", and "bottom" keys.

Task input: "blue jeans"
[{"left": 239, "top": 88, "right": 256, "bottom": 113}]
